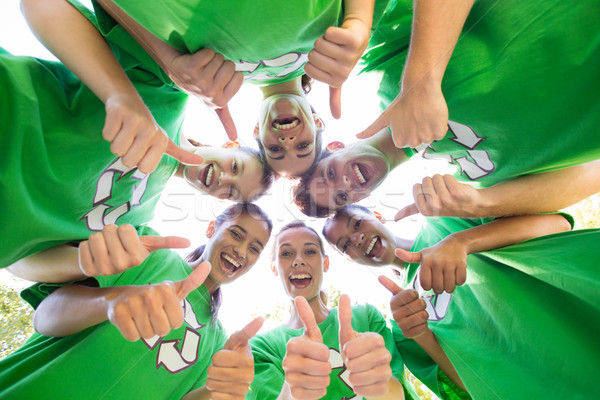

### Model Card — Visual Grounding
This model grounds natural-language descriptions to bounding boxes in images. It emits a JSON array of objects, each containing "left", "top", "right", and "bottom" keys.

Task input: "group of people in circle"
[{"left": 1, "top": 0, "right": 599, "bottom": 399}]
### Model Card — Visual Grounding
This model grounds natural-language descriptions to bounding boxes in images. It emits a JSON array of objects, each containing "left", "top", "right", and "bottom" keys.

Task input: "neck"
[
  {"left": 286, "top": 293, "right": 330, "bottom": 329},
  {"left": 260, "top": 77, "right": 304, "bottom": 98}
]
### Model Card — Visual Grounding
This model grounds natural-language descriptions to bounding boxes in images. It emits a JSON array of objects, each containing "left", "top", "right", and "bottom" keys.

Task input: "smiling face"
[
  {"left": 273, "top": 227, "right": 329, "bottom": 302},
  {"left": 257, "top": 94, "right": 321, "bottom": 177},
  {"left": 183, "top": 147, "right": 266, "bottom": 201},
  {"left": 202, "top": 212, "right": 271, "bottom": 287},
  {"left": 306, "top": 142, "right": 390, "bottom": 210},
  {"left": 323, "top": 207, "right": 397, "bottom": 267}
]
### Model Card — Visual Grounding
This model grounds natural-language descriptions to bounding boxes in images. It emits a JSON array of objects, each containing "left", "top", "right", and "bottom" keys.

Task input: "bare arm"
[
  {"left": 413, "top": 331, "right": 466, "bottom": 392},
  {"left": 7, "top": 245, "right": 85, "bottom": 283}
]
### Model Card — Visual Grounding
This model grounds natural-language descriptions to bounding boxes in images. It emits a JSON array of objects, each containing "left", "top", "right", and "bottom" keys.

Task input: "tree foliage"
[{"left": 0, "top": 284, "right": 34, "bottom": 359}]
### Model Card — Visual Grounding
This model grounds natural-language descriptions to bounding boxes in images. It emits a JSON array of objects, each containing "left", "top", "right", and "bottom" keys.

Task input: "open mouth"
[
  {"left": 289, "top": 271, "right": 312, "bottom": 289},
  {"left": 352, "top": 163, "right": 370, "bottom": 186},
  {"left": 220, "top": 253, "right": 242, "bottom": 276},
  {"left": 273, "top": 117, "right": 300, "bottom": 130},
  {"left": 365, "top": 236, "right": 382, "bottom": 258},
  {"left": 200, "top": 163, "right": 215, "bottom": 187}
]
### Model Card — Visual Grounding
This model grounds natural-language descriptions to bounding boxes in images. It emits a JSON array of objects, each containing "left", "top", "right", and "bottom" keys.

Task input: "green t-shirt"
[
  {"left": 0, "top": 2, "right": 188, "bottom": 269},
  {"left": 398, "top": 217, "right": 600, "bottom": 399},
  {"left": 110, "top": 0, "right": 390, "bottom": 85},
  {"left": 247, "top": 304, "right": 418, "bottom": 400},
  {"left": 0, "top": 232, "right": 226, "bottom": 399},
  {"left": 362, "top": 0, "right": 600, "bottom": 188}
]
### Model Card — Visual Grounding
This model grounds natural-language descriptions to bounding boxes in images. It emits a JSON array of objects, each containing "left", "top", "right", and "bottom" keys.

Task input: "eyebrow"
[
  {"left": 232, "top": 225, "right": 247, "bottom": 234},
  {"left": 254, "top": 239, "right": 265, "bottom": 250},
  {"left": 267, "top": 154, "right": 284, "bottom": 160}
]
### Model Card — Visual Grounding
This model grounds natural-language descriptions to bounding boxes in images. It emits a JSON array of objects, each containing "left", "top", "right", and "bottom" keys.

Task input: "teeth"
[
  {"left": 274, "top": 118, "right": 299, "bottom": 130},
  {"left": 222, "top": 254, "right": 240, "bottom": 268},
  {"left": 365, "top": 236, "right": 378, "bottom": 256},
  {"left": 204, "top": 165, "right": 214, "bottom": 186},
  {"left": 354, "top": 164, "right": 366, "bottom": 184},
  {"left": 290, "top": 273, "right": 311, "bottom": 280}
]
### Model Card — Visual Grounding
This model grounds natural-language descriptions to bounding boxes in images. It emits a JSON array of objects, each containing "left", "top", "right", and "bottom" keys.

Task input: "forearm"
[
  {"left": 367, "top": 377, "right": 405, "bottom": 400},
  {"left": 33, "top": 284, "right": 114, "bottom": 336},
  {"left": 477, "top": 160, "right": 600, "bottom": 217},
  {"left": 344, "top": 0, "right": 375, "bottom": 29},
  {"left": 21, "top": 0, "right": 140, "bottom": 104},
  {"left": 95, "top": 0, "right": 181, "bottom": 76},
  {"left": 402, "top": 0, "right": 474, "bottom": 85},
  {"left": 414, "top": 331, "right": 466, "bottom": 391},
  {"left": 449, "top": 214, "right": 571, "bottom": 255},
  {"left": 6, "top": 244, "right": 86, "bottom": 283}
]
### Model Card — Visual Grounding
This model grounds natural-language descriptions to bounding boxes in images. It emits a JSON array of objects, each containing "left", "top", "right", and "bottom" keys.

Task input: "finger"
[
  {"left": 413, "top": 184, "right": 432, "bottom": 216},
  {"left": 394, "top": 203, "right": 419, "bottom": 222},
  {"left": 215, "top": 106, "right": 238, "bottom": 141},
  {"left": 224, "top": 316, "right": 265, "bottom": 351},
  {"left": 356, "top": 112, "right": 389, "bottom": 139},
  {"left": 175, "top": 261, "right": 211, "bottom": 300},
  {"left": 88, "top": 232, "right": 110, "bottom": 275},
  {"left": 419, "top": 264, "right": 433, "bottom": 291},
  {"left": 295, "top": 296, "right": 322, "bottom": 342},
  {"left": 161, "top": 286, "right": 185, "bottom": 329},
  {"left": 338, "top": 294, "right": 356, "bottom": 351},
  {"left": 456, "top": 262, "right": 467, "bottom": 286},
  {"left": 432, "top": 264, "right": 446, "bottom": 294},
  {"left": 78, "top": 241, "right": 95, "bottom": 276},
  {"left": 139, "top": 235, "right": 191, "bottom": 253},
  {"left": 165, "top": 139, "right": 204, "bottom": 165},
  {"left": 102, "top": 110, "right": 123, "bottom": 142},
  {"left": 117, "top": 225, "right": 148, "bottom": 267},
  {"left": 103, "top": 224, "right": 130, "bottom": 271},
  {"left": 394, "top": 248, "right": 422, "bottom": 264},
  {"left": 432, "top": 174, "right": 451, "bottom": 203},
  {"left": 304, "top": 59, "right": 333, "bottom": 85},
  {"left": 137, "top": 138, "right": 168, "bottom": 174},
  {"left": 110, "top": 121, "right": 137, "bottom": 159},
  {"left": 329, "top": 86, "right": 342, "bottom": 119},
  {"left": 378, "top": 275, "right": 401, "bottom": 295},
  {"left": 144, "top": 290, "right": 173, "bottom": 337}
]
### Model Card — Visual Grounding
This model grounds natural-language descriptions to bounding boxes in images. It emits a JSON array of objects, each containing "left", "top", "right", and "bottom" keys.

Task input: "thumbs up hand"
[
  {"left": 105, "top": 261, "right": 211, "bottom": 341},
  {"left": 338, "top": 294, "right": 392, "bottom": 397},
  {"left": 204, "top": 317, "right": 264, "bottom": 399},
  {"left": 281, "top": 296, "right": 332, "bottom": 399},
  {"left": 79, "top": 224, "right": 191, "bottom": 277}
]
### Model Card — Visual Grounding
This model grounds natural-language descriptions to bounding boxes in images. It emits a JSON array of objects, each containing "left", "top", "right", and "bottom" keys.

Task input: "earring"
[
  {"left": 206, "top": 220, "right": 216, "bottom": 237},
  {"left": 326, "top": 141, "right": 345, "bottom": 152},
  {"left": 373, "top": 211, "right": 386, "bottom": 224},
  {"left": 222, "top": 141, "right": 240, "bottom": 148}
]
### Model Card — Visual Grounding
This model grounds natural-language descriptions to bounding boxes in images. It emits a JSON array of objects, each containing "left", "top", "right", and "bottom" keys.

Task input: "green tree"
[{"left": 0, "top": 285, "right": 34, "bottom": 359}]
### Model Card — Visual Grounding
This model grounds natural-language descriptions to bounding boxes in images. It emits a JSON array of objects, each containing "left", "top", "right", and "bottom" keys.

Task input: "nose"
[
  {"left": 218, "top": 171, "right": 235, "bottom": 185},
  {"left": 278, "top": 136, "right": 295, "bottom": 143},
  {"left": 350, "top": 232, "right": 365, "bottom": 247},
  {"left": 233, "top": 246, "right": 246, "bottom": 260},
  {"left": 292, "top": 255, "right": 305, "bottom": 268},
  {"left": 341, "top": 174, "right": 352, "bottom": 189}
]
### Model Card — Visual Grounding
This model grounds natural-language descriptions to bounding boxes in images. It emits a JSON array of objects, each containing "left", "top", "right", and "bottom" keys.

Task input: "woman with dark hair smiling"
[
  {"left": 0, "top": 203, "right": 273, "bottom": 400},
  {"left": 322, "top": 204, "right": 600, "bottom": 399}
]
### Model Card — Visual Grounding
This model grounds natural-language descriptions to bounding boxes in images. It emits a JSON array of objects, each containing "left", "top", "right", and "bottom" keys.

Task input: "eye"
[
  {"left": 305, "top": 249, "right": 317, "bottom": 255},
  {"left": 327, "top": 167, "right": 334, "bottom": 180},
  {"left": 232, "top": 159, "right": 239, "bottom": 174},
  {"left": 229, "top": 229, "right": 242, "bottom": 240},
  {"left": 354, "top": 219, "right": 362, "bottom": 231},
  {"left": 336, "top": 192, "right": 348, "bottom": 203},
  {"left": 250, "top": 245, "right": 260, "bottom": 255},
  {"left": 280, "top": 250, "right": 292, "bottom": 258},
  {"left": 298, "top": 142, "right": 310, "bottom": 150},
  {"left": 227, "top": 186, "right": 238, "bottom": 200},
  {"left": 341, "top": 241, "right": 350, "bottom": 253},
  {"left": 268, "top": 146, "right": 282, "bottom": 153}
]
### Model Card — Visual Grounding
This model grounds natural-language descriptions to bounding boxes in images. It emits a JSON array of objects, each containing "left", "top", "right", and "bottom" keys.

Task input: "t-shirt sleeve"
[
  {"left": 20, "top": 277, "right": 100, "bottom": 310},
  {"left": 247, "top": 334, "right": 286, "bottom": 400}
]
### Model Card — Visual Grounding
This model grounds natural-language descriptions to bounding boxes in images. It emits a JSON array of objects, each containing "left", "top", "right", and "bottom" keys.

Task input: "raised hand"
[
  {"left": 166, "top": 48, "right": 243, "bottom": 140},
  {"left": 356, "top": 79, "right": 448, "bottom": 148},
  {"left": 379, "top": 276, "right": 429, "bottom": 338},
  {"left": 305, "top": 17, "right": 371, "bottom": 119},
  {"left": 103, "top": 94, "right": 204, "bottom": 174},
  {"left": 79, "top": 224, "right": 191, "bottom": 277},
  {"left": 338, "top": 294, "right": 392, "bottom": 397},
  {"left": 395, "top": 237, "right": 467, "bottom": 294},
  {"left": 106, "top": 261, "right": 211, "bottom": 341},
  {"left": 282, "top": 296, "right": 332, "bottom": 399},
  {"left": 205, "top": 317, "right": 264, "bottom": 399},
  {"left": 394, "top": 174, "right": 483, "bottom": 221}
]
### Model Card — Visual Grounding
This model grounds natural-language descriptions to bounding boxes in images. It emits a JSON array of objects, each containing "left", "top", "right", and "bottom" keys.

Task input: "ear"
[
  {"left": 326, "top": 141, "right": 345, "bottom": 152},
  {"left": 312, "top": 113, "right": 324, "bottom": 132},
  {"left": 271, "top": 263, "right": 279, "bottom": 277},
  {"left": 373, "top": 211, "right": 386, "bottom": 224},
  {"left": 323, "top": 255, "right": 330, "bottom": 273},
  {"left": 206, "top": 220, "right": 216, "bottom": 238},
  {"left": 253, "top": 123, "right": 260, "bottom": 137}
]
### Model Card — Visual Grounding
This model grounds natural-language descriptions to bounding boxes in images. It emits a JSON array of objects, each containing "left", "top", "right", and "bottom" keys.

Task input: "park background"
[{"left": 1, "top": 1, "right": 598, "bottom": 398}]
